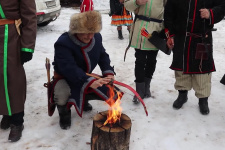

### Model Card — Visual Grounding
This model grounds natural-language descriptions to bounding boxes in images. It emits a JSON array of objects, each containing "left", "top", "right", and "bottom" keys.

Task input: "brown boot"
[
  {"left": 8, "top": 124, "right": 24, "bottom": 142},
  {"left": 0, "top": 115, "right": 11, "bottom": 130}
]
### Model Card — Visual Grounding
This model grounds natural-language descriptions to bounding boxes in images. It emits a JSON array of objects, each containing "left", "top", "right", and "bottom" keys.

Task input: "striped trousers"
[{"left": 174, "top": 71, "right": 212, "bottom": 98}]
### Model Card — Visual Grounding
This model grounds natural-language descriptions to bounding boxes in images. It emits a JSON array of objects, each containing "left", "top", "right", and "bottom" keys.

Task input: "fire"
[{"left": 103, "top": 85, "right": 122, "bottom": 126}]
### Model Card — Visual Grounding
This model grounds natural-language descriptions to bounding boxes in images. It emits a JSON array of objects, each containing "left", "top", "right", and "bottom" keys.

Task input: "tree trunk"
[{"left": 91, "top": 111, "right": 132, "bottom": 150}]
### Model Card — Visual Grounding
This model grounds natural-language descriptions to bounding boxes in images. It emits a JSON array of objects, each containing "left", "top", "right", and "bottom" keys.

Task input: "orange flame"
[{"left": 103, "top": 85, "right": 122, "bottom": 126}]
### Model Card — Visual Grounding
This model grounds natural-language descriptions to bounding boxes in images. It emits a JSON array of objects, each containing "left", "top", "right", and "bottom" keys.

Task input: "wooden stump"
[{"left": 91, "top": 111, "right": 132, "bottom": 150}]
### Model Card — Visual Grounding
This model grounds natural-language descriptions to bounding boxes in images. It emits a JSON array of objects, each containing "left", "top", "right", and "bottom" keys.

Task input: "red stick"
[
  {"left": 86, "top": 73, "right": 148, "bottom": 116},
  {"left": 113, "top": 80, "right": 148, "bottom": 116}
]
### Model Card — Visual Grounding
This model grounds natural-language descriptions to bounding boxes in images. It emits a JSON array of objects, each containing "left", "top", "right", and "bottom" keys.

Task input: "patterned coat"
[
  {"left": 53, "top": 32, "right": 115, "bottom": 117},
  {"left": 124, "top": 0, "right": 166, "bottom": 50},
  {"left": 164, "top": 0, "right": 225, "bottom": 74},
  {"left": 0, "top": 0, "right": 37, "bottom": 115}
]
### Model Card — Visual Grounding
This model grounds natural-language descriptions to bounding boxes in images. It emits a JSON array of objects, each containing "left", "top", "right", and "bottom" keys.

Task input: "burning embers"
[{"left": 103, "top": 85, "right": 123, "bottom": 126}]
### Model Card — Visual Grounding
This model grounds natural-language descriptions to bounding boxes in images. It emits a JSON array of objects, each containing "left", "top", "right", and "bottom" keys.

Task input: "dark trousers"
[
  {"left": 135, "top": 49, "right": 158, "bottom": 82},
  {"left": 3, "top": 111, "right": 24, "bottom": 126}
]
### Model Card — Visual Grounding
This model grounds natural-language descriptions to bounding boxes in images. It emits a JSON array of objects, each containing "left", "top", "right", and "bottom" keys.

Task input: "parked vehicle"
[{"left": 35, "top": 0, "right": 61, "bottom": 27}]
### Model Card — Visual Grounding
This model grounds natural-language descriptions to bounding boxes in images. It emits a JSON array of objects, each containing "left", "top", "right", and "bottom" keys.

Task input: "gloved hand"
[{"left": 21, "top": 51, "right": 33, "bottom": 65}]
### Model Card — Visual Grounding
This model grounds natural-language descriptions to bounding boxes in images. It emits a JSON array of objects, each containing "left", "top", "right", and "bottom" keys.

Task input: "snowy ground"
[{"left": 1, "top": 5, "right": 225, "bottom": 150}]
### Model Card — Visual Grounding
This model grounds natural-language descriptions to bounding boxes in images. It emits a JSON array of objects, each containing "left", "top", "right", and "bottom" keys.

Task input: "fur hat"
[{"left": 69, "top": 0, "right": 102, "bottom": 34}]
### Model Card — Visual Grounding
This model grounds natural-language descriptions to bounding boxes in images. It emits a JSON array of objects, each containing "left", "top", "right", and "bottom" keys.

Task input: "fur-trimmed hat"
[{"left": 69, "top": 0, "right": 102, "bottom": 34}]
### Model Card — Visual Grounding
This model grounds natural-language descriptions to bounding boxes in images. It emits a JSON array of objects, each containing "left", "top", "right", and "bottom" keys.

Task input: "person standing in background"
[
  {"left": 124, "top": 0, "right": 166, "bottom": 103},
  {"left": 0, "top": 0, "right": 37, "bottom": 142},
  {"left": 109, "top": 0, "right": 133, "bottom": 40},
  {"left": 164, "top": 0, "right": 225, "bottom": 115}
]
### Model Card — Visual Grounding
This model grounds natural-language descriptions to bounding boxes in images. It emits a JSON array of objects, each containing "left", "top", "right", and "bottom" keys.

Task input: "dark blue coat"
[{"left": 53, "top": 32, "right": 115, "bottom": 117}]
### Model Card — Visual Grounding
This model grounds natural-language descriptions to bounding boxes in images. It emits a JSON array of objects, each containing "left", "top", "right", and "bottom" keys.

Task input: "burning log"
[{"left": 91, "top": 111, "right": 132, "bottom": 150}]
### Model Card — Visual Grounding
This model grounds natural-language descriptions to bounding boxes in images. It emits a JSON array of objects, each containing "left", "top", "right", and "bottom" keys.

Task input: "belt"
[
  {"left": 0, "top": 19, "right": 21, "bottom": 35},
  {"left": 0, "top": 19, "right": 15, "bottom": 25},
  {"left": 186, "top": 32, "right": 203, "bottom": 38},
  {"left": 54, "top": 71, "right": 64, "bottom": 80},
  {"left": 135, "top": 15, "right": 163, "bottom": 23}
]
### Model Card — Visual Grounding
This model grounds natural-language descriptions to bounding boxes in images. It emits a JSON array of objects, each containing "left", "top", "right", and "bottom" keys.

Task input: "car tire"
[{"left": 37, "top": 20, "right": 51, "bottom": 27}]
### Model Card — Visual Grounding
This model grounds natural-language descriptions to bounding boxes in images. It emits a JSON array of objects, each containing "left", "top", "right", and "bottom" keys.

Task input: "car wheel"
[{"left": 37, "top": 21, "right": 51, "bottom": 27}]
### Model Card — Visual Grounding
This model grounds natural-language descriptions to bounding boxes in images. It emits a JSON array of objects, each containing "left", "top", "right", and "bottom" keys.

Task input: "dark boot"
[
  {"left": 173, "top": 90, "right": 188, "bottom": 109},
  {"left": 133, "top": 82, "right": 145, "bottom": 104},
  {"left": 57, "top": 105, "right": 71, "bottom": 130},
  {"left": 83, "top": 101, "right": 93, "bottom": 111},
  {"left": 220, "top": 74, "right": 225, "bottom": 85},
  {"left": 211, "top": 28, "right": 217, "bottom": 31},
  {"left": 127, "top": 26, "right": 131, "bottom": 33},
  {"left": 8, "top": 124, "right": 24, "bottom": 142},
  {"left": 199, "top": 97, "right": 210, "bottom": 115},
  {"left": 118, "top": 30, "right": 124, "bottom": 40},
  {"left": 0, "top": 115, "right": 11, "bottom": 130},
  {"left": 144, "top": 77, "right": 152, "bottom": 98}
]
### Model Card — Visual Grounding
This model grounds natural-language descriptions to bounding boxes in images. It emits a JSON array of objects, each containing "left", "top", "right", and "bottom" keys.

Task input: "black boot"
[
  {"left": 173, "top": 90, "right": 188, "bottom": 109},
  {"left": 220, "top": 74, "right": 225, "bottom": 85},
  {"left": 211, "top": 28, "right": 217, "bottom": 31},
  {"left": 118, "top": 30, "right": 124, "bottom": 40},
  {"left": 144, "top": 77, "right": 152, "bottom": 98},
  {"left": 83, "top": 101, "right": 93, "bottom": 111},
  {"left": 127, "top": 26, "right": 131, "bottom": 33},
  {"left": 133, "top": 82, "right": 145, "bottom": 104},
  {"left": 0, "top": 115, "right": 11, "bottom": 130},
  {"left": 199, "top": 97, "right": 210, "bottom": 115},
  {"left": 8, "top": 124, "right": 24, "bottom": 142},
  {"left": 57, "top": 105, "right": 71, "bottom": 130}
]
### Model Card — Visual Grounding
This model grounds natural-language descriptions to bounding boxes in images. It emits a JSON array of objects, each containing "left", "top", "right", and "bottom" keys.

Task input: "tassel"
[
  {"left": 141, "top": 28, "right": 151, "bottom": 39},
  {"left": 199, "top": 54, "right": 203, "bottom": 73}
]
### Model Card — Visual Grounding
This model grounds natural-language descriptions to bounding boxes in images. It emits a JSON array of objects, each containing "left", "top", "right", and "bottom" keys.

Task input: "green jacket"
[{"left": 124, "top": 0, "right": 166, "bottom": 50}]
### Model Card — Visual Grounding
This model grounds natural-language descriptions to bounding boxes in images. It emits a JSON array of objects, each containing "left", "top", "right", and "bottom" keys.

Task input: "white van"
[{"left": 35, "top": 0, "right": 61, "bottom": 26}]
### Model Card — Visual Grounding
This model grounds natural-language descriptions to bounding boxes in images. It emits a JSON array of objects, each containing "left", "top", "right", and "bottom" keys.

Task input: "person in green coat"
[{"left": 124, "top": 0, "right": 166, "bottom": 103}]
